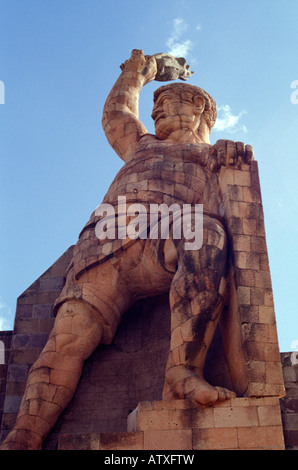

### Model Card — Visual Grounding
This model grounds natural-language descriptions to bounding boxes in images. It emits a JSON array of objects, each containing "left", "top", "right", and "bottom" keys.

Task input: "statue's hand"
[
  {"left": 209, "top": 140, "right": 254, "bottom": 171},
  {"left": 120, "top": 49, "right": 157, "bottom": 85}
]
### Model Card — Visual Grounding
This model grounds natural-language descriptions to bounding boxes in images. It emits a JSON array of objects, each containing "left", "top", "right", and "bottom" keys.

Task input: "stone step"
[{"left": 58, "top": 397, "right": 285, "bottom": 450}]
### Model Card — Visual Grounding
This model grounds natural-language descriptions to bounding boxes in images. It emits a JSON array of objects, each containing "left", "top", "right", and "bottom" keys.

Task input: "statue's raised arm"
[
  {"left": 102, "top": 50, "right": 157, "bottom": 161},
  {"left": 102, "top": 49, "right": 194, "bottom": 162}
]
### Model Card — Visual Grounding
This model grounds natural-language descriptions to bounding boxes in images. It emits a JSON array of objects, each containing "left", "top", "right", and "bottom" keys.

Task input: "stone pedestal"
[{"left": 58, "top": 397, "right": 285, "bottom": 450}]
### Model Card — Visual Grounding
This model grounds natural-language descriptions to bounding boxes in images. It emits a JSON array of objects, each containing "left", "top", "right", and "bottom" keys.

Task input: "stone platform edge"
[{"left": 58, "top": 397, "right": 285, "bottom": 450}]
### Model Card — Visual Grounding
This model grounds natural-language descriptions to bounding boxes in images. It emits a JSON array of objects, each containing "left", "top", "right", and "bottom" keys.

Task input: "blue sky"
[{"left": 0, "top": 0, "right": 297, "bottom": 352}]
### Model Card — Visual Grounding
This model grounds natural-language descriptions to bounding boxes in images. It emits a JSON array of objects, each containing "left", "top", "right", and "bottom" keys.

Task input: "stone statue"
[{"left": 1, "top": 49, "right": 253, "bottom": 450}]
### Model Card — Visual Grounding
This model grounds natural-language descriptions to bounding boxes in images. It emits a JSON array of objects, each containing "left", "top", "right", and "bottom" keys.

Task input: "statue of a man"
[{"left": 1, "top": 50, "right": 253, "bottom": 450}]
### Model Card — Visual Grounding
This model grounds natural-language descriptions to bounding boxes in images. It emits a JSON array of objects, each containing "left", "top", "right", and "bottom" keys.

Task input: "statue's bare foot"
[{"left": 164, "top": 374, "right": 236, "bottom": 406}]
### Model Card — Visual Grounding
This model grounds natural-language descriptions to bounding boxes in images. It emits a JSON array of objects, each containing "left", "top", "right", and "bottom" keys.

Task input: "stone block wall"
[
  {"left": 59, "top": 397, "right": 285, "bottom": 450},
  {"left": 0, "top": 247, "right": 74, "bottom": 446},
  {"left": 44, "top": 293, "right": 172, "bottom": 449},
  {"left": 217, "top": 161, "right": 285, "bottom": 398},
  {"left": 280, "top": 352, "right": 298, "bottom": 450}
]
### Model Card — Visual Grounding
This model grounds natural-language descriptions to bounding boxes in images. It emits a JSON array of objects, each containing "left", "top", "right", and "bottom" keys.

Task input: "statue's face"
[{"left": 152, "top": 89, "right": 203, "bottom": 140}]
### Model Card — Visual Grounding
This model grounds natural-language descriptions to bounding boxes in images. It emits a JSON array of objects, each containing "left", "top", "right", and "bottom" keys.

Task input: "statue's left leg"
[{"left": 163, "top": 216, "right": 236, "bottom": 405}]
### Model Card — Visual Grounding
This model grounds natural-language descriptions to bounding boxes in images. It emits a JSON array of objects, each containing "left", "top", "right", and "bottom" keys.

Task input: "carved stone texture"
[
  {"left": 153, "top": 53, "right": 194, "bottom": 81},
  {"left": 120, "top": 51, "right": 193, "bottom": 82},
  {"left": 58, "top": 398, "right": 285, "bottom": 450},
  {"left": 218, "top": 163, "right": 285, "bottom": 399},
  {"left": 0, "top": 49, "right": 284, "bottom": 451}
]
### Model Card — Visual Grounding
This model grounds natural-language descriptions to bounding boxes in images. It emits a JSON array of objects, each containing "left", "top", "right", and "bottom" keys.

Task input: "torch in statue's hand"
[
  {"left": 120, "top": 49, "right": 194, "bottom": 85},
  {"left": 152, "top": 53, "right": 194, "bottom": 82}
]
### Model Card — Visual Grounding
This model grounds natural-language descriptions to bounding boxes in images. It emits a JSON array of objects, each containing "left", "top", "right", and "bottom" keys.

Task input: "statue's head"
[{"left": 152, "top": 83, "right": 217, "bottom": 143}]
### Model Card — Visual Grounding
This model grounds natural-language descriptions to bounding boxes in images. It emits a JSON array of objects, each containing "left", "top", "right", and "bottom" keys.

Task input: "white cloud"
[
  {"left": 167, "top": 40, "right": 193, "bottom": 58},
  {"left": 172, "top": 18, "right": 188, "bottom": 36},
  {"left": 214, "top": 105, "right": 247, "bottom": 134},
  {"left": 166, "top": 18, "right": 193, "bottom": 57}
]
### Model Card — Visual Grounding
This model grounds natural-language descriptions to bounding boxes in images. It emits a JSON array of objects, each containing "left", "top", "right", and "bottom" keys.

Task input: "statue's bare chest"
[{"left": 104, "top": 137, "right": 211, "bottom": 206}]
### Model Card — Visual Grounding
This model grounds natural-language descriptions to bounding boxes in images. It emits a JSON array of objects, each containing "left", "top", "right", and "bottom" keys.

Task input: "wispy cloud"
[
  {"left": 166, "top": 18, "right": 193, "bottom": 57},
  {"left": 165, "top": 19, "right": 247, "bottom": 135},
  {"left": 214, "top": 105, "right": 247, "bottom": 134}
]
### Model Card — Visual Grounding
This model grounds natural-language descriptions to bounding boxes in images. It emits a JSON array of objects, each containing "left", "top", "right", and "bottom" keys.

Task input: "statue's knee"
[
  {"left": 54, "top": 332, "right": 97, "bottom": 360},
  {"left": 52, "top": 301, "right": 104, "bottom": 359},
  {"left": 176, "top": 218, "right": 227, "bottom": 278}
]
